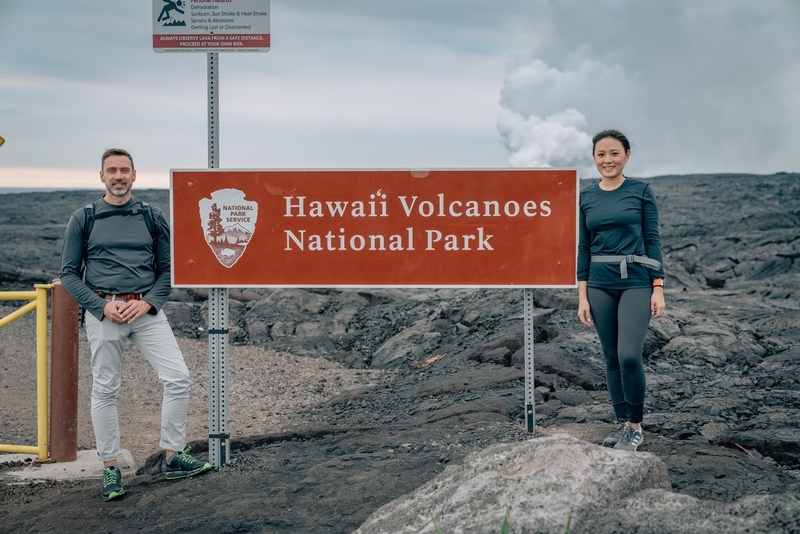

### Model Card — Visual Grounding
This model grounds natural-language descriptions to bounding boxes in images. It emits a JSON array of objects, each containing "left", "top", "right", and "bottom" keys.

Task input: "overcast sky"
[{"left": 1, "top": 0, "right": 798, "bottom": 189}]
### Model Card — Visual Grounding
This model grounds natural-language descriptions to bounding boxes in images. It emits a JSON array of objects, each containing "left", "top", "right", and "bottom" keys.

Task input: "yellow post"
[
  {"left": 0, "top": 286, "right": 53, "bottom": 459},
  {"left": 35, "top": 284, "right": 51, "bottom": 462}
]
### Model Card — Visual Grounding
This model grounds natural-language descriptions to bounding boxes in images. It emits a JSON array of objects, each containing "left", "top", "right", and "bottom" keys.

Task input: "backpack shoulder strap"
[
  {"left": 140, "top": 200, "right": 157, "bottom": 240},
  {"left": 82, "top": 201, "right": 98, "bottom": 260},
  {"left": 78, "top": 201, "right": 98, "bottom": 327}
]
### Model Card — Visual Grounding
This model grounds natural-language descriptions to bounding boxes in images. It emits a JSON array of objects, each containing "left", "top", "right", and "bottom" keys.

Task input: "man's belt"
[
  {"left": 591, "top": 255, "right": 662, "bottom": 279},
  {"left": 96, "top": 291, "right": 144, "bottom": 302}
]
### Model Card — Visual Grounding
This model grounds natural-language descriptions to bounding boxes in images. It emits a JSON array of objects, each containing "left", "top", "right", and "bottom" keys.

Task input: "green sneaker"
[
  {"left": 165, "top": 448, "right": 212, "bottom": 480},
  {"left": 101, "top": 465, "right": 125, "bottom": 501}
]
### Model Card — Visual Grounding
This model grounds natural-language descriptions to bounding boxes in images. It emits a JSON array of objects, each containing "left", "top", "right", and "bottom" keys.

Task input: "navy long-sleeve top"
[{"left": 577, "top": 178, "right": 665, "bottom": 289}]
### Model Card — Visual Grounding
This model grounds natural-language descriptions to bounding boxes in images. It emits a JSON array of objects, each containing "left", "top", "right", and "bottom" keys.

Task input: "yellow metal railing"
[{"left": 0, "top": 284, "right": 51, "bottom": 461}]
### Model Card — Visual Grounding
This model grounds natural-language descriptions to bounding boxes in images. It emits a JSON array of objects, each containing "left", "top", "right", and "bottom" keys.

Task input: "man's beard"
[{"left": 107, "top": 182, "right": 131, "bottom": 196}]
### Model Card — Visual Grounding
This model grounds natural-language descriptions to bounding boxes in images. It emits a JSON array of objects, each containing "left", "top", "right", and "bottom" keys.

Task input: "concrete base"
[{"left": 1, "top": 449, "right": 137, "bottom": 484}]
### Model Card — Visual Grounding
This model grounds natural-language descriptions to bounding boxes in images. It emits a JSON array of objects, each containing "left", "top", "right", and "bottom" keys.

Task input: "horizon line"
[{"left": 0, "top": 166, "right": 796, "bottom": 192}]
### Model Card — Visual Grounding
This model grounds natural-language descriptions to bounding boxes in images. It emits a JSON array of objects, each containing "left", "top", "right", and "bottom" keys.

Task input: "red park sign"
[{"left": 170, "top": 169, "right": 578, "bottom": 288}]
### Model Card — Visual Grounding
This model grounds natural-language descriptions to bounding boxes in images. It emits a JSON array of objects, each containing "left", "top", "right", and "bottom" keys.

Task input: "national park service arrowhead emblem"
[{"left": 199, "top": 189, "right": 258, "bottom": 268}]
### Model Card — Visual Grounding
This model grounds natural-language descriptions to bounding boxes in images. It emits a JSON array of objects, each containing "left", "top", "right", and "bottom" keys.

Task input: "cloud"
[
  {"left": 496, "top": 54, "right": 641, "bottom": 174},
  {"left": 497, "top": 108, "right": 592, "bottom": 171},
  {"left": 496, "top": 0, "right": 800, "bottom": 176},
  {"left": 498, "top": 54, "right": 641, "bottom": 120}
]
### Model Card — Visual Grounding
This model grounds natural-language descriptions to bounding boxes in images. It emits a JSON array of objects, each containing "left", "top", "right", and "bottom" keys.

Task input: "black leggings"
[{"left": 587, "top": 287, "right": 652, "bottom": 424}]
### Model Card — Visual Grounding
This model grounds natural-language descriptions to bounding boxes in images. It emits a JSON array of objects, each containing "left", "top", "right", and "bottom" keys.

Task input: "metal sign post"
[
  {"left": 206, "top": 51, "right": 230, "bottom": 467},
  {"left": 523, "top": 288, "right": 536, "bottom": 433},
  {"left": 208, "top": 282, "right": 230, "bottom": 466}
]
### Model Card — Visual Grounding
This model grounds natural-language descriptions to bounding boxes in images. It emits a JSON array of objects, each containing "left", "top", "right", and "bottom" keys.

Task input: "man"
[{"left": 59, "top": 148, "right": 211, "bottom": 501}]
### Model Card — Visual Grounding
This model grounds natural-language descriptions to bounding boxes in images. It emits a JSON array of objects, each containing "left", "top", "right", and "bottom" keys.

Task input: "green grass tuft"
[
  {"left": 499, "top": 502, "right": 511, "bottom": 534},
  {"left": 431, "top": 505, "right": 572, "bottom": 533},
  {"left": 432, "top": 502, "right": 511, "bottom": 533}
]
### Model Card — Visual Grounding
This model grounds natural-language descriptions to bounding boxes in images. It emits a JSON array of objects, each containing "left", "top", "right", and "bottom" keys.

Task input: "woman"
[{"left": 577, "top": 129, "right": 666, "bottom": 452}]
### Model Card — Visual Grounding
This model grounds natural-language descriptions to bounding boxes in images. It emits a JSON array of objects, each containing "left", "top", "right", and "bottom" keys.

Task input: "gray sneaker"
[
  {"left": 614, "top": 425, "right": 644, "bottom": 451},
  {"left": 603, "top": 423, "right": 628, "bottom": 447}
]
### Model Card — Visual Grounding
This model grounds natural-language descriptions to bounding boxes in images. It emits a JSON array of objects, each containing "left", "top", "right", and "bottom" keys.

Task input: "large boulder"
[
  {"left": 354, "top": 434, "right": 670, "bottom": 534},
  {"left": 355, "top": 434, "right": 800, "bottom": 533}
]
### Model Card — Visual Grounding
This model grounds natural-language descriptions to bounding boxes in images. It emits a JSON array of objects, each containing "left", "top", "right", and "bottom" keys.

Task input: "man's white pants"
[{"left": 85, "top": 310, "right": 190, "bottom": 462}]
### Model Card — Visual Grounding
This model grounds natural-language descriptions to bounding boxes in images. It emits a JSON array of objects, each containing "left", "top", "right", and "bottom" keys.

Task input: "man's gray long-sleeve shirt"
[{"left": 58, "top": 196, "right": 172, "bottom": 321}]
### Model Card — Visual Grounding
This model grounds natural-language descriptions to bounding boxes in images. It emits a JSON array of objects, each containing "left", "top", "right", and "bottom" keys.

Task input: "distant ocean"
[
  {"left": 0, "top": 187, "right": 96, "bottom": 195},
  {"left": 0, "top": 187, "right": 167, "bottom": 195}
]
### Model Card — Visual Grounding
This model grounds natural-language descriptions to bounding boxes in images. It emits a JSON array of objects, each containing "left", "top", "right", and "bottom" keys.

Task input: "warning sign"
[
  {"left": 171, "top": 169, "right": 579, "bottom": 288},
  {"left": 152, "top": 0, "right": 270, "bottom": 53}
]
